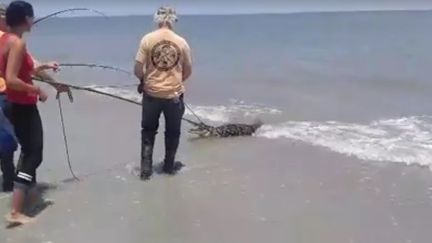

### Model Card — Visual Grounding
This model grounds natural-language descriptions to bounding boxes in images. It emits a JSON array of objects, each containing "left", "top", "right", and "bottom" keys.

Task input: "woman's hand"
[
  {"left": 37, "top": 87, "right": 48, "bottom": 102},
  {"left": 43, "top": 62, "right": 59, "bottom": 72},
  {"left": 36, "top": 61, "right": 59, "bottom": 73}
]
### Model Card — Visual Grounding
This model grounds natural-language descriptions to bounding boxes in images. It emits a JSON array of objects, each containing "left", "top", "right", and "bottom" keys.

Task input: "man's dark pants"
[{"left": 140, "top": 93, "right": 185, "bottom": 179}]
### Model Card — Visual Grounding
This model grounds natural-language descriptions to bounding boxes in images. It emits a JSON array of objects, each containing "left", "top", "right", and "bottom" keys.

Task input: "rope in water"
[
  {"left": 56, "top": 95, "right": 79, "bottom": 181},
  {"left": 184, "top": 102, "right": 205, "bottom": 125}
]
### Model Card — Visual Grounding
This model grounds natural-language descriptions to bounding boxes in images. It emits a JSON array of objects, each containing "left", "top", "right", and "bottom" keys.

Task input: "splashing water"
[{"left": 257, "top": 116, "right": 432, "bottom": 168}]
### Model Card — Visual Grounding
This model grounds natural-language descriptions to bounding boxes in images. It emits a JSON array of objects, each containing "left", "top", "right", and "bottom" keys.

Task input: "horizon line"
[{"left": 36, "top": 8, "right": 432, "bottom": 18}]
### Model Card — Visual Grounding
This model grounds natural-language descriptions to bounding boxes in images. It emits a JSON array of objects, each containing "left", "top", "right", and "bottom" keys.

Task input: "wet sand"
[{"left": 1, "top": 88, "right": 432, "bottom": 243}]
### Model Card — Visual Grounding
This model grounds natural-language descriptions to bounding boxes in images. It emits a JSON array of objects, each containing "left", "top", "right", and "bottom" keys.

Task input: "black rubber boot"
[
  {"left": 140, "top": 133, "right": 155, "bottom": 180},
  {"left": 163, "top": 136, "right": 182, "bottom": 175}
]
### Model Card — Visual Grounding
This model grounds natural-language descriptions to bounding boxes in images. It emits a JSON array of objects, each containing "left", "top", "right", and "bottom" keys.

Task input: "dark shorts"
[{"left": 9, "top": 103, "right": 43, "bottom": 186}]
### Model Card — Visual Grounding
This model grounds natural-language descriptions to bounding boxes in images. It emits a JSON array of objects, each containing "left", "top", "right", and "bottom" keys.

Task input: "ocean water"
[{"left": 27, "top": 11, "right": 432, "bottom": 168}]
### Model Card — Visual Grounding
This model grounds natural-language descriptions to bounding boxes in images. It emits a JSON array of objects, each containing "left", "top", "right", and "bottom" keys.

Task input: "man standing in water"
[{"left": 134, "top": 6, "right": 192, "bottom": 180}]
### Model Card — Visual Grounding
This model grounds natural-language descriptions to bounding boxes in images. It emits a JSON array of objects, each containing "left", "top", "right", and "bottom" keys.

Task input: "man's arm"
[
  {"left": 134, "top": 37, "right": 147, "bottom": 83},
  {"left": 182, "top": 42, "right": 192, "bottom": 82},
  {"left": 134, "top": 61, "right": 145, "bottom": 82}
]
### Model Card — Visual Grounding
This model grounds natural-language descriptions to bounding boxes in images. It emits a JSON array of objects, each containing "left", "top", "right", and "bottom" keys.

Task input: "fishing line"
[
  {"left": 34, "top": 77, "right": 208, "bottom": 127},
  {"left": 59, "top": 63, "right": 132, "bottom": 76},
  {"left": 184, "top": 102, "right": 205, "bottom": 125},
  {"left": 90, "top": 84, "right": 137, "bottom": 89},
  {"left": 33, "top": 77, "right": 209, "bottom": 181},
  {"left": 58, "top": 63, "right": 136, "bottom": 88},
  {"left": 53, "top": 63, "right": 208, "bottom": 125},
  {"left": 56, "top": 94, "right": 79, "bottom": 181}
]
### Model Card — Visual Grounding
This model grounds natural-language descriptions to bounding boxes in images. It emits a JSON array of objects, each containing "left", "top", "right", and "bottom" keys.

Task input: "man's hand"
[{"left": 137, "top": 82, "right": 143, "bottom": 94}]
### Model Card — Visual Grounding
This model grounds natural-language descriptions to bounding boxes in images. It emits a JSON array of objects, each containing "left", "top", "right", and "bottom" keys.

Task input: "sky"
[{"left": 27, "top": 0, "right": 432, "bottom": 16}]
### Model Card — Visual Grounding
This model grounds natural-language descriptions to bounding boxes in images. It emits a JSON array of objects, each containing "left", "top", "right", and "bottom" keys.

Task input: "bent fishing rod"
[
  {"left": 12, "top": 6, "right": 95, "bottom": 180},
  {"left": 33, "top": 76, "right": 206, "bottom": 127},
  {"left": 59, "top": 63, "right": 131, "bottom": 76},
  {"left": 44, "top": 62, "right": 206, "bottom": 125},
  {"left": 59, "top": 63, "right": 136, "bottom": 89},
  {"left": 33, "top": 8, "right": 107, "bottom": 25}
]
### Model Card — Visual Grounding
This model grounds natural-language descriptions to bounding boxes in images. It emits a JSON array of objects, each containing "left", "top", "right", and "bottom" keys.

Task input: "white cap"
[
  {"left": 154, "top": 6, "right": 177, "bottom": 25},
  {"left": 0, "top": 3, "right": 6, "bottom": 18}
]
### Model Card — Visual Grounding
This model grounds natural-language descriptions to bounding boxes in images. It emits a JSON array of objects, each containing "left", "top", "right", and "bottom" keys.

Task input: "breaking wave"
[
  {"left": 87, "top": 86, "right": 282, "bottom": 123},
  {"left": 257, "top": 116, "right": 432, "bottom": 168},
  {"left": 87, "top": 86, "right": 432, "bottom": 168}
]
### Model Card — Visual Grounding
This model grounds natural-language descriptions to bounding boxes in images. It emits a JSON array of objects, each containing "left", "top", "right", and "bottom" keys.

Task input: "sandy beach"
[
  {"left": 1, "top": 88, "right": 432, "bottom": 243},
  {"left": 0, "top": 10, "right": 431, "bottom": 243}
]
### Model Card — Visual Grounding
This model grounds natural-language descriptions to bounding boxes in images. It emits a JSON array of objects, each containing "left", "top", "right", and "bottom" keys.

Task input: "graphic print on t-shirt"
[{"left": 151, "top": 40, "right": 181, "bottom": 71}]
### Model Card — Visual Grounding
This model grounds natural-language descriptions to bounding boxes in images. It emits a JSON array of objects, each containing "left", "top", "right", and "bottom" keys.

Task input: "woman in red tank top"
[
  {"left": 0, "top": 32, "right": 38, "bottom": 104},
  {"left": 3, "top": 1, "right": 60, "bottom": 224}
]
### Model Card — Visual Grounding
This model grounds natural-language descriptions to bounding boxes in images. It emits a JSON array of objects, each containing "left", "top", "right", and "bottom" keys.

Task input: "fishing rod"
[
  {"left": 33, "top": 8, "right": 107, "bottom": 25},
  {"left": 59, "top": 63, "right": 132, "bottom": 76},
  {"left": 33, "top": 77, "right": 204, "bottom": 127},
  {"left": 90, "top": 84, "right": 138, "bottom": 89},
  {"left": 49, "top": 63, "right": 207, "bottom": 124},
  {"left": 29, "top": 9, "right": 209, "bottom": 180},
  {"left": 59, "top": 63, "right": 135, "bottom": 87},
  {"left": 34, "top": 76, "right": 140, "bottom": 105}
]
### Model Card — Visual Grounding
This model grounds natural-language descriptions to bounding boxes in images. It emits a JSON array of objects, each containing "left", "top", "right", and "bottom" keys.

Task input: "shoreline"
[{"left": 1, "top": 89, "right": 432, "bottom": 242}]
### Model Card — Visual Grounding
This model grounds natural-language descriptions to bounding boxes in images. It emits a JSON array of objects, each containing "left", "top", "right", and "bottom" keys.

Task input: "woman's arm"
[
  {"left": 32, "top": 57, "right": 69, "bottom": 93},
  {"left": 33, "top": 61, "right": 59, "bottom": 74},
  {"left": 5, "top": 39, "right": 39, "bottom": 94},
  {"left": 32, "top": 58, "right": 54, "bottom": 82}
]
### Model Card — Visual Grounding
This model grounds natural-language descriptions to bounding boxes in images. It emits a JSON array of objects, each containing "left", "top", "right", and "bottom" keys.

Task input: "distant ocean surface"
[{"left": 27, "top": 11, "right": 432, "bottom": 168}]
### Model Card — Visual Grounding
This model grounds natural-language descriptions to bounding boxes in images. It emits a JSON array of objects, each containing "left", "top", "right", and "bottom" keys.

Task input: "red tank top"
[{"left": 0, "top": 33, "right": 36, "bottom": 105}]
